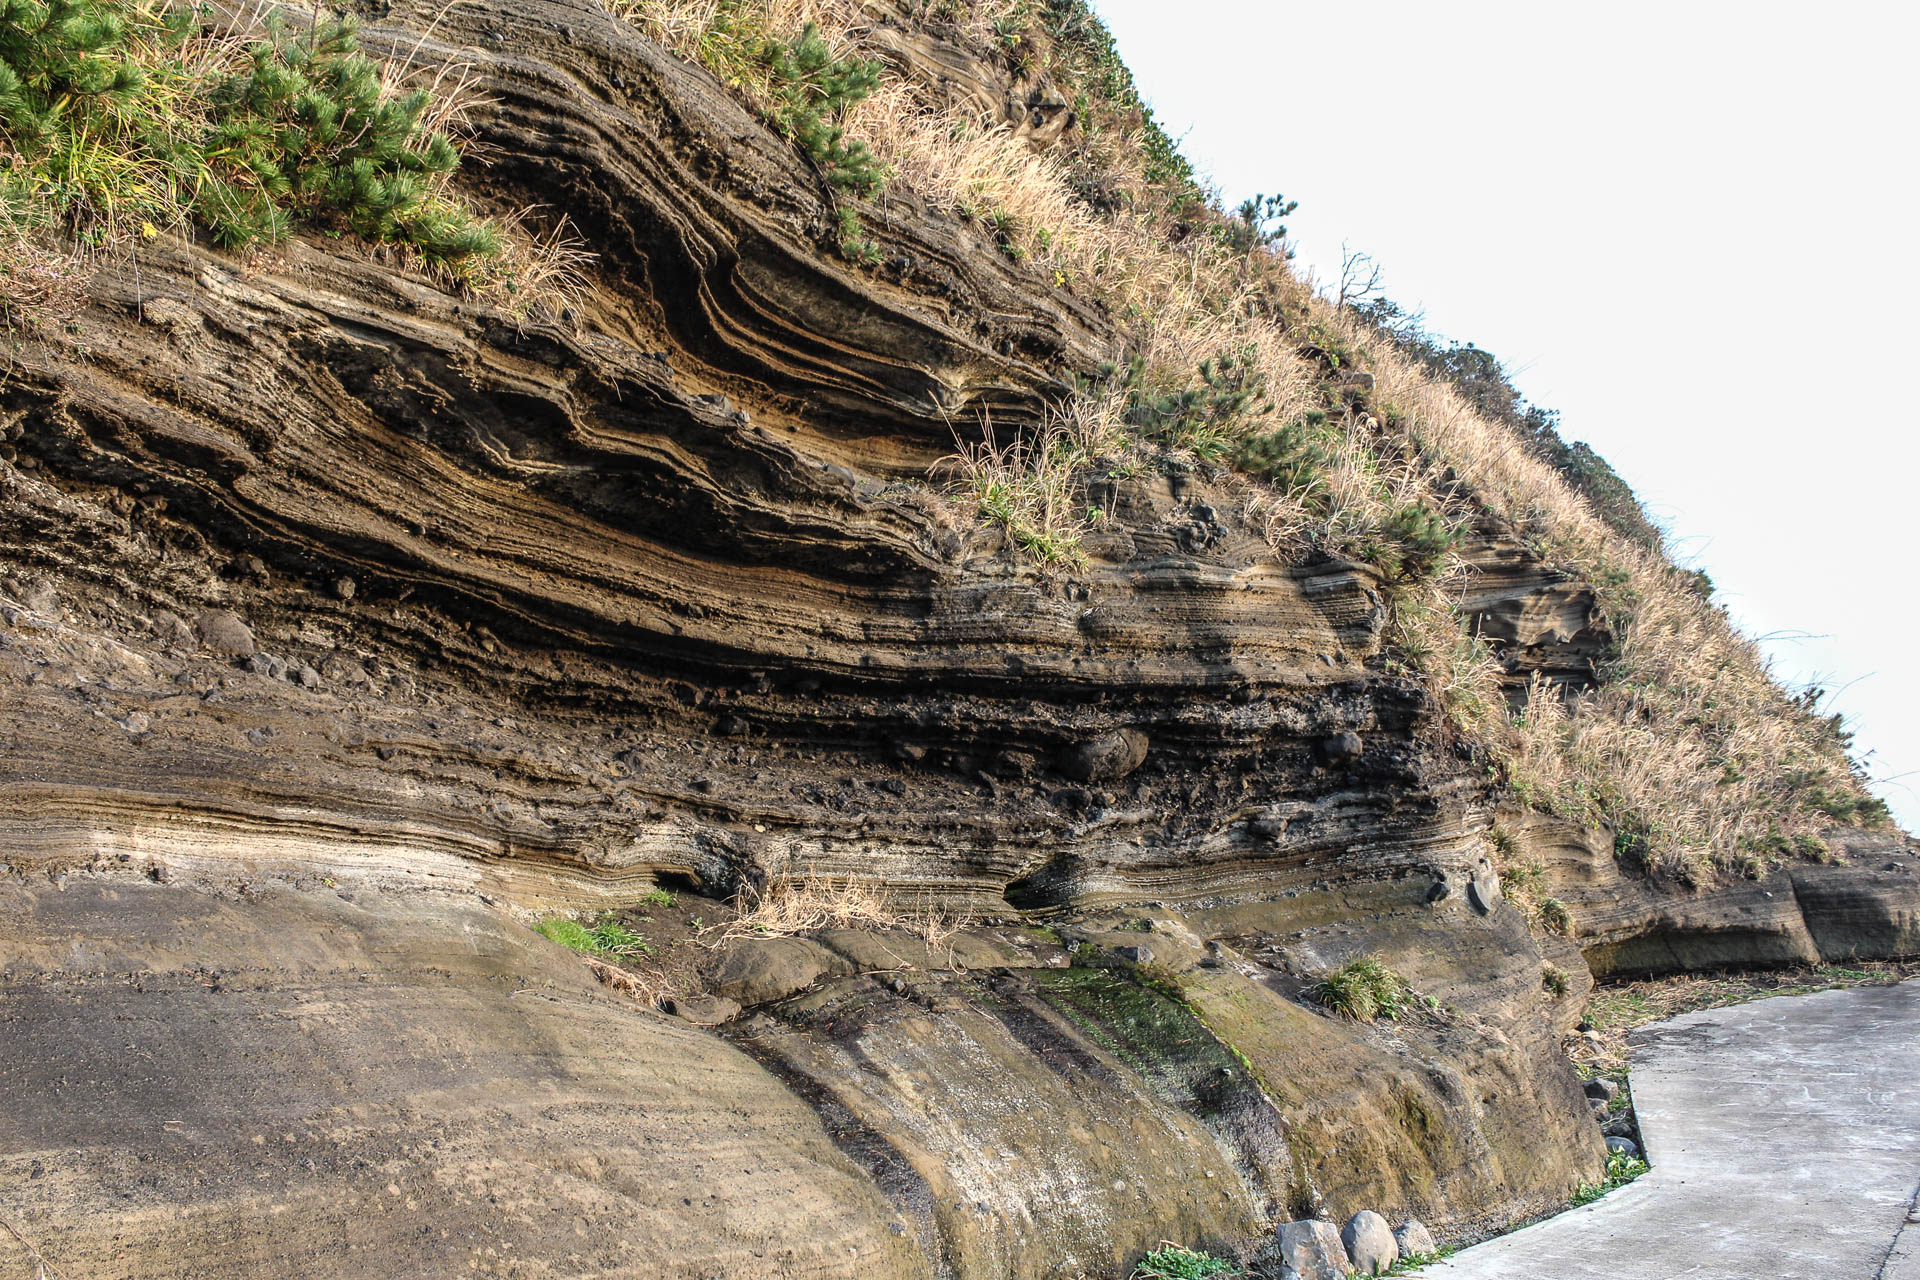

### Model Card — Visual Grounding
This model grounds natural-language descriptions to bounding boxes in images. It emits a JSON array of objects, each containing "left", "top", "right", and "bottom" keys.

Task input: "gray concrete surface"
[{"left": 1430, "top": 979, "right": 1920, "bottom": 1280}]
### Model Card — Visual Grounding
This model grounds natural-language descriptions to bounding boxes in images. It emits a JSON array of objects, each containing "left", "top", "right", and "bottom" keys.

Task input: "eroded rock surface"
[{"left": 0, "top": 0, "right": 1913, "bottom": 1276}]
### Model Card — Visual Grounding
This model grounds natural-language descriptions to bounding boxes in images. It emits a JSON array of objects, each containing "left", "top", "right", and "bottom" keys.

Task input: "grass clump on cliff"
[
  {"left": 534, "top": 915, "right": 654, "bottom": 959},
  {"left": 937, "top": 418, "right": 1090, "bottom": 565},
  {"left": 1312, "top": 956, "right": 1410, "bottom": 1023}
]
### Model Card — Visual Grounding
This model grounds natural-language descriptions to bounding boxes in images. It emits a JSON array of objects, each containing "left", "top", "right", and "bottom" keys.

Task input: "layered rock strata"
[{"left": 0, "top": 1, "right": 1913, "bottom": 1277}]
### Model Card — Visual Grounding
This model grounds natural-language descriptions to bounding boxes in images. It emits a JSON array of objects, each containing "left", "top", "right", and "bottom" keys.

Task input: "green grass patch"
[
  {"left": 533, "top": 914, "right": 653, "bottom": 959},
  {"left": 1311, "top": 955, "right": 1410, "bottom": 1023},
  {"left": 1571, "top": 1149, "right": 1648, "bottom": 1206},
  {"left": 1129, "top": 1243, "right": 1237, "bottom": 1279},
  {"left": 1382, "top": 1247, "right": 1455, "bottom": 1276}
]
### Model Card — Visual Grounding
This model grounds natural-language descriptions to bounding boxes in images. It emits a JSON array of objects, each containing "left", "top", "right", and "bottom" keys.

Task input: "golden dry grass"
[
  {"left": 712, "top": 868, "right": 975, "bottom": 957},
  {"left": 602, "top": 0, "right": 1890, "bottom": 874}
]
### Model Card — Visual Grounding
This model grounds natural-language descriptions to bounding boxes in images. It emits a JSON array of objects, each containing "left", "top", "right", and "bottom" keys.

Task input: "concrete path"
[{"left": 1431, "top": 980, "right": 1920, "bottom": 1280}]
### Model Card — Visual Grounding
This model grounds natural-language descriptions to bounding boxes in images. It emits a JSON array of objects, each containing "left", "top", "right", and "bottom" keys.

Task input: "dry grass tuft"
[
  {"left": 713, "top": 868, "right": 974, "bottom": 957},
  {"left": 440, "top": 209, "right": 598, "bottom": 317},
  {"left": 582, "top": 953, "right": 670, "bottom": 1005},
  {"left": 717, "top": 869, "right": 900, "bottom": 940},
  {"left": 0, "top": 234, "right": 90, "bottom": 331}
]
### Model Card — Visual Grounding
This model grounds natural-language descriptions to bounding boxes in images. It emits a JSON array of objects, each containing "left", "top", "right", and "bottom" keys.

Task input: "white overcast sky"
[{"left": 1091, "top": 0, "right": 1920, "bottom": 832}]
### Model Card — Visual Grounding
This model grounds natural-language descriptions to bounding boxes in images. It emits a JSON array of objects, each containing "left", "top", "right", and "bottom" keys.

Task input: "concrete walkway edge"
[{"left": 1429, "top": 980, "right": 1920, "bottom": 1280}]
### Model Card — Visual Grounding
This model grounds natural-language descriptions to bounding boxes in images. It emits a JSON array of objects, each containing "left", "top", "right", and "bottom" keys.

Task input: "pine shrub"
[
  {"left": 1364, "top": 503, "right": 1456, "bottom": 580},
  {"left": 762, "top": 23, "right": 883, "bottom": 197},
  {"left": 0, "top": 0, "right": 498, "bottom": 263},
  {"left": 200, "top": 15, "right": 499, "bottom": 260},
  {"left": 1235, "top": 419, "right": 1331, "bottom": 491}
]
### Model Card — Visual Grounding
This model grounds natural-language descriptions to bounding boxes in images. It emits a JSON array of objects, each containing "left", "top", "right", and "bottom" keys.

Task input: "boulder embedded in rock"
[
  {"left": 1392, "top": 1220, "right": 1436, "bottom": 1258},
  {"left": 664, "top": 994, "right": 742, "bottom": 1026},
  {"left": 707, "top": 936, "right": 841, "bottom": 1006},
  {"left": 1466, "top": 859, "right": 1502, "bottom": 915},
  {"left": 1057, "top": 729, "right": 1149, "bottom": 783},
  {"left": 1341, "top": 1210, "right": 1398, "bottom": 1275},
  {"left": 193, "top": 608, "right": 255, "bottom": 657},
  {"left": 1253, "top": 1219, "right": 1352, "bottom": 1279},
  {"left": 1318, "top": 731, "right": 1363, "bottom": 768}
]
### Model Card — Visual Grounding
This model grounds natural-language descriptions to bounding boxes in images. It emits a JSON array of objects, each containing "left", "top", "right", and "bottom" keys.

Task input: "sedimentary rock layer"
[{"left": 0, "top": 1, "right": 1912, "bottom": 1276}]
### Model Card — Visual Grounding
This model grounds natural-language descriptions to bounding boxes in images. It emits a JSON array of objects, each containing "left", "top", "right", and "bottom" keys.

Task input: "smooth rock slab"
[{"left": 1432, "top": 980, "right": 1920, "bottom": 1280}]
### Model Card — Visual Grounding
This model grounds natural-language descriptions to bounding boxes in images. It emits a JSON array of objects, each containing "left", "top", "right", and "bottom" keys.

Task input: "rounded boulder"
[
  {"left": 1393, "top": 1219, "right": 1437, "bottom": 1259},
  {"left": 1342, "top": 1209, "right": 1398, "bottom": 1275}
]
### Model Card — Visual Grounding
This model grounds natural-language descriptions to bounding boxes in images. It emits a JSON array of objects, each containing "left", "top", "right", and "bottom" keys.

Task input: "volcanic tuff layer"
[{"left": 1, "top": 1, "right": 1915, "bottom": 1277}]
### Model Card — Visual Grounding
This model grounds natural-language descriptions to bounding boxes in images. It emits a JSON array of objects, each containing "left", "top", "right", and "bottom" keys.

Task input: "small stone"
[
  {"left": 244, "top": 652, "right": 288, "bottom": 681},
  {"left": 150, "top": 610, "right": 194, "bottom": 648},
  {"left": 1584, "top": 1078, "right": 1619, "bottom": 1103},
  {"left": 990, "top": 748, "right": 1040, "bottom": 780},
  {"left": 713, "top": 714, "right": 748, "bottom": 737},
  {"left": 23, "top": 580, "right": 59, "bottom": 616},
  {"left": 1606, "top": 1136, "right": 1640, "bottom": 1159},
  {"left": 194, "top": 608, "right": 256, "bottom": 658},
  {"left": 331, "top": 576, "right": 356, "bottom": 601},
  {"left": 1113, "top": 945, "right": 1153, "bottom": 965},
  {"left": 1052, "top": 786, "right": 1092, "bottom": 813},
  {"left": 1342, "top": 1209, "right": 1399, "bottom": 1275},
  {"left": 1248, "top": 811, "right": 1289, "bottom": 842},
  {"left": 1392, "top": 1220, "right": 1436, "bottom": 1258},
  {"left": 291, "top": 663, "right": 323, "bottom": 689}
]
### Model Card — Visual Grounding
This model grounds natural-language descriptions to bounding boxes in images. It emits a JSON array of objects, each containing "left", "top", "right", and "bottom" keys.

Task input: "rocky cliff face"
[{"left": 1, "top": 1, "right": 1913, "bottom": 1277}]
